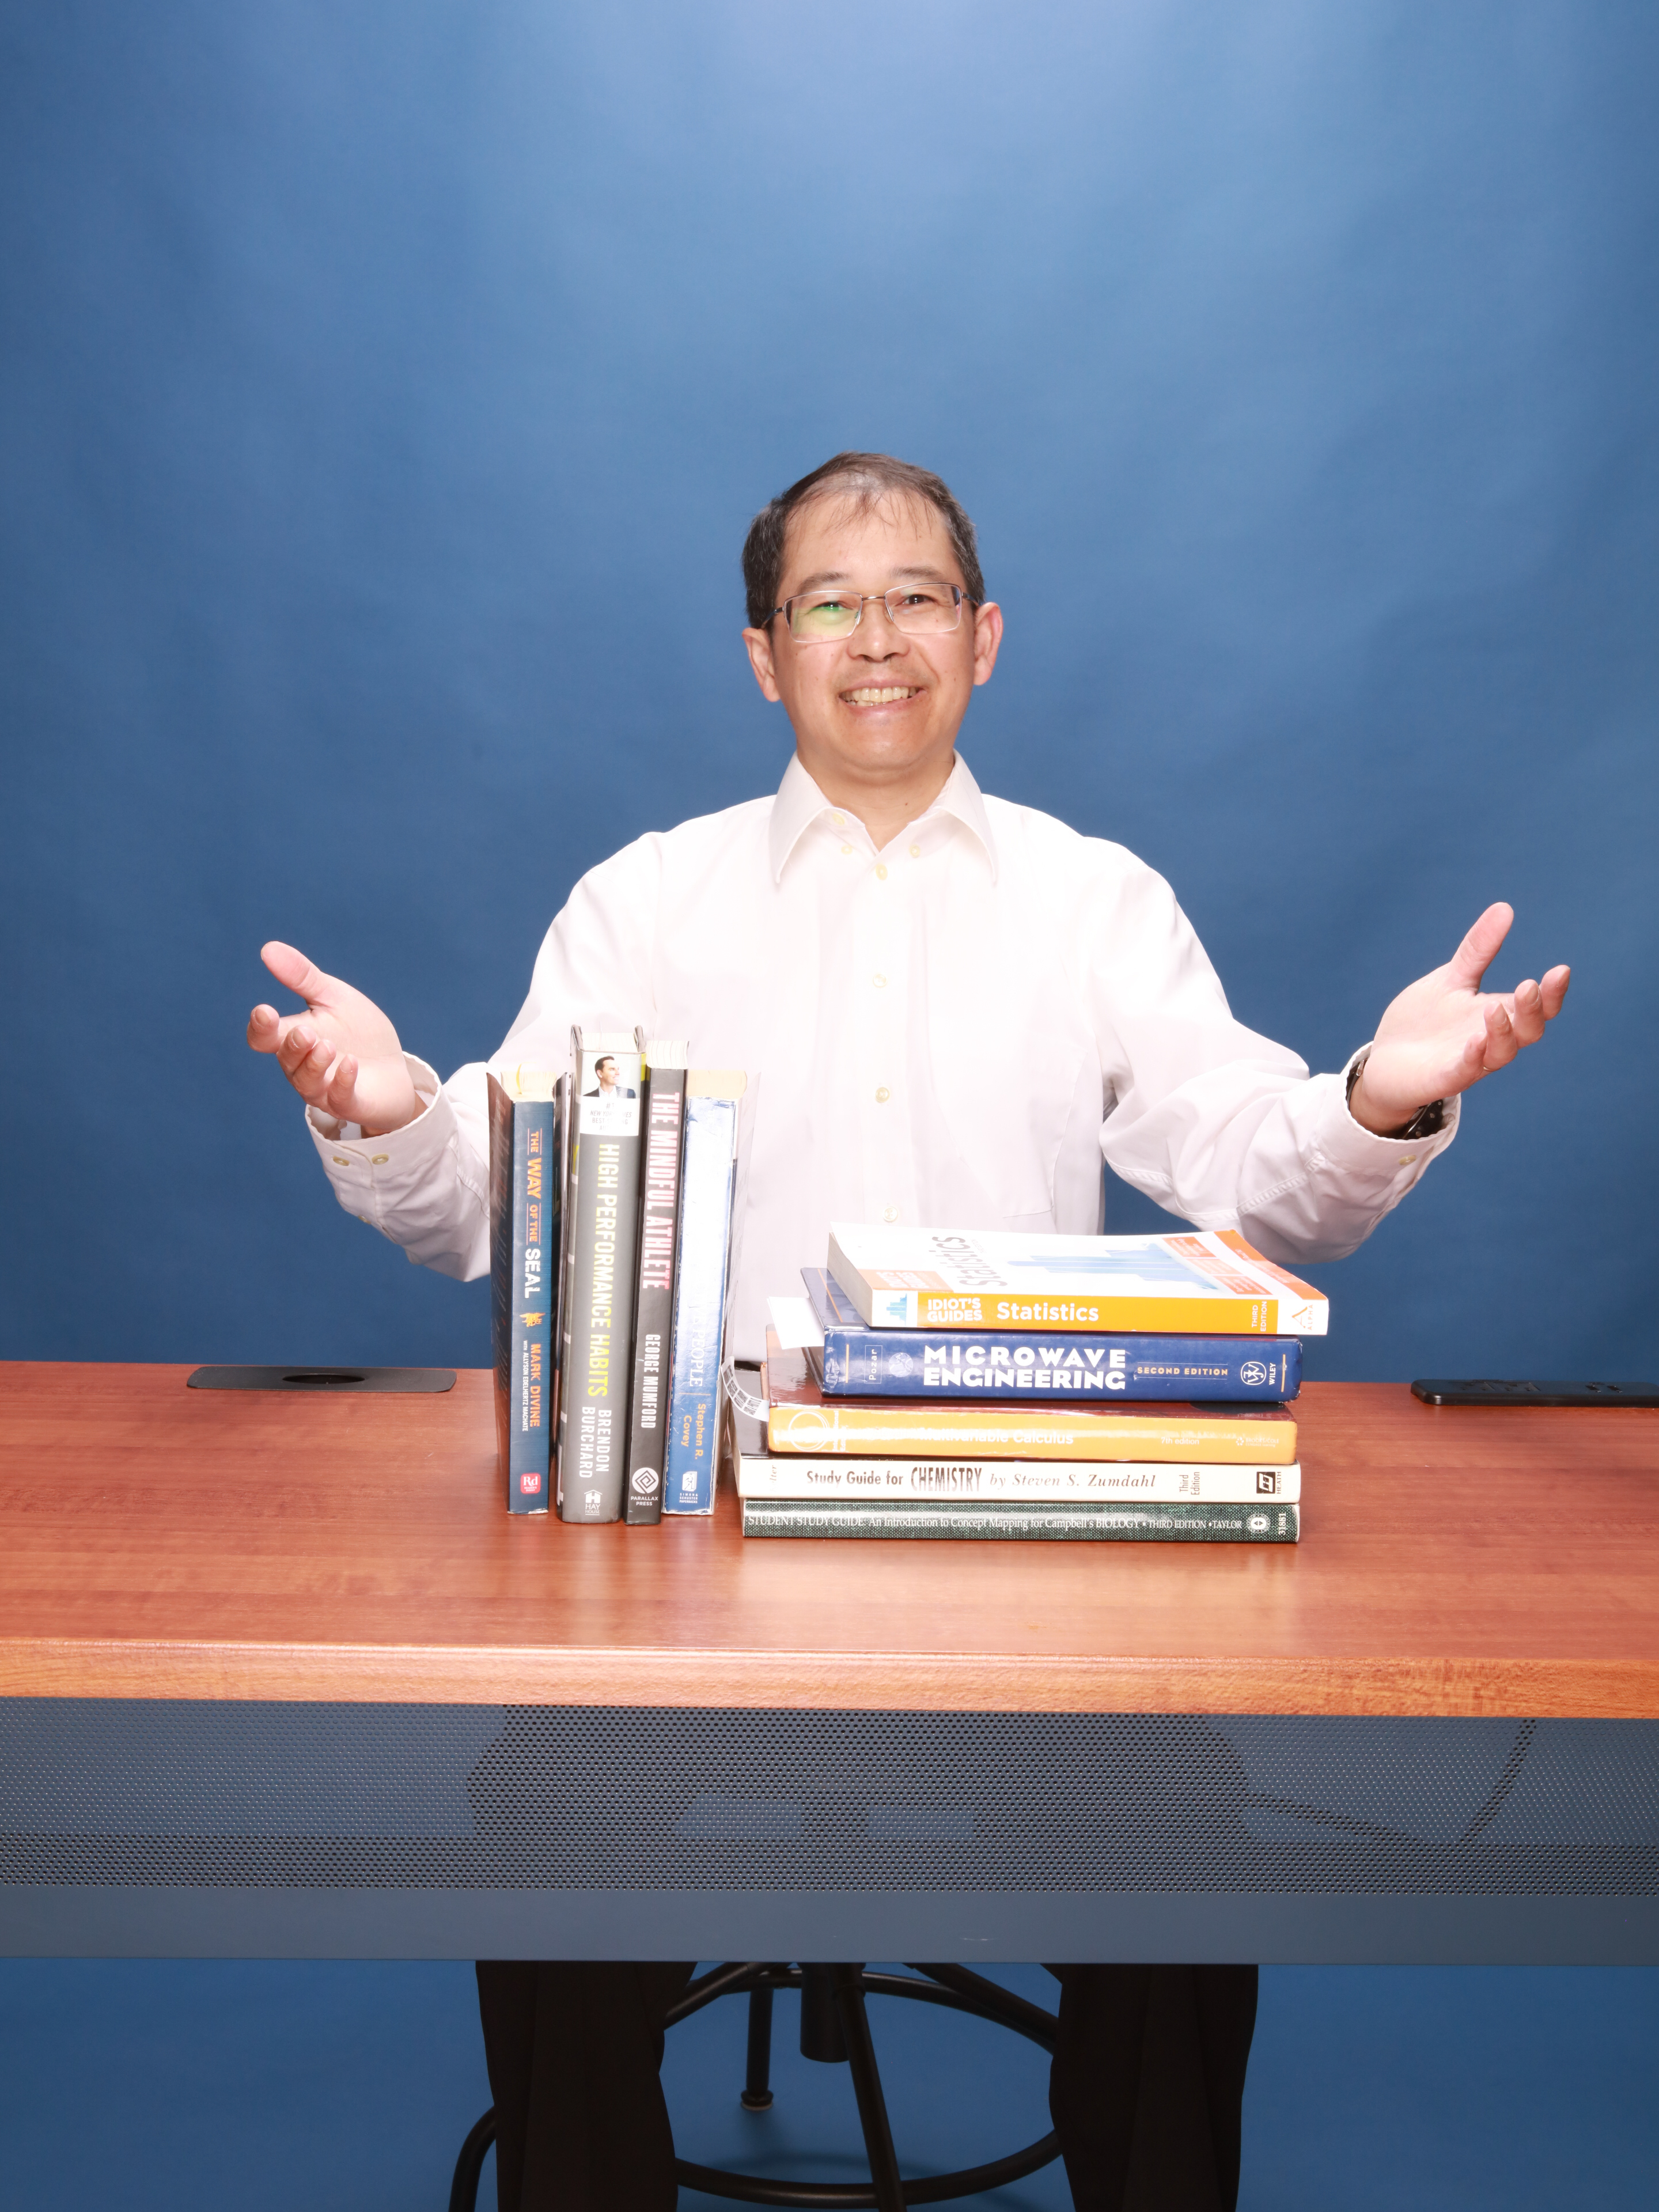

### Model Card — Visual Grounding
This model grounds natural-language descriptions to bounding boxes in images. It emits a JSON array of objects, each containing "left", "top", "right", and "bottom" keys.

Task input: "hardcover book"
[
  {"left": 740, "top": 1497, "right": 1301, "bottom": 1543},
  {"left": 623, "top": 1036, "right": 690, "bottom": 1525},
  {"left": 736, "top": 1454, "right": 1301, "bottom": 1503},
  {"left": 556, "top": 1029, "right": 645, "bottom": 1524},
  {"left": 791, "top": 1268, "right": 1301, "bottom": 1401},
  {"left": 826, "top": 1225, "right": 1328, "bottom": 1338},
  {"left": 760, "top": 1334, "right": 1297, "bottom": 1464},
  {"left": 662, "top": 1071, "right": 746, "bottom": 1516},
  {"left": 487, "top": 1069, "right": 560, "bottom": 1515}
]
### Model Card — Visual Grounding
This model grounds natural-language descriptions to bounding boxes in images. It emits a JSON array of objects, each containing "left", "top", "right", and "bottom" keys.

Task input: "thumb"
[
  {"left": 1447, "top": 902, "right": 1514, "bottom": 991},
  {"left": 260, "top": 940, "right": 332, "bottom": 1006}
]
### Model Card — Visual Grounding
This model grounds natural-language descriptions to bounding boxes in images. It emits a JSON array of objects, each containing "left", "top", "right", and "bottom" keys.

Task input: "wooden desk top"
[{"left": 2, "top": 1363, "right": 1656, "bottom": 1717}]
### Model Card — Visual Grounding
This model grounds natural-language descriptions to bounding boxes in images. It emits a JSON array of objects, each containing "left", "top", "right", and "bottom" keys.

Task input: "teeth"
[{"left": 845, "top": 687, "right": 916, "bottom": 704}]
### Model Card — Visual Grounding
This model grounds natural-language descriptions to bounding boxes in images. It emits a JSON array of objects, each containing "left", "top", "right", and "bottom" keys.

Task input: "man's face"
[
  {"left": 596, "top": 1057, "right": 617, "bottom": 1089},
  {"left": 743, "top": 493, "right": 1002, "bottom": 801}
]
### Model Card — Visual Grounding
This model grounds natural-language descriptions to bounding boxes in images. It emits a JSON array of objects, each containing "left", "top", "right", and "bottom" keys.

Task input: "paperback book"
[
  {"left": 760, "top": 1336, "right": 1297, "bottom": 1465},
  {"left": 556, "top": 1030, "right": 645, "bottom": 1523},
  {"left": 740, "top": 1497, "right": 1301, "bottom": 1543},
  {"left": 662, "top": 1071, "right": 746, "bottom": 1516},
  {"left": 487, "top": 1069, "right": 561, "bottom": 1514},
  {"left": 736, "top": 1455, "right": 1301, "bottom": 1503},
  {"left": 623, "top": 1036, "right": 689, "bottom": 1525},
  {"left": 789, "top": 1269, "right": 1301, "bottom": 1401},
  {"left": 827, "top": 1225, "right": 1328, "bottom": 1337}
]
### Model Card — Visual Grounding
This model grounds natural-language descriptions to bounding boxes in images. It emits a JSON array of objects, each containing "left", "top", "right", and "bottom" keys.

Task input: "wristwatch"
[{"left": 1347, "top": 1053, "right": 1446, "bottom": 1141}]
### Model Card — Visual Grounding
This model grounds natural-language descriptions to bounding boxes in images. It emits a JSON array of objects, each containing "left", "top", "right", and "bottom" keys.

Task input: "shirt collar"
[{"left": 767, "top": 751, "right": 999, "bottom": 884}]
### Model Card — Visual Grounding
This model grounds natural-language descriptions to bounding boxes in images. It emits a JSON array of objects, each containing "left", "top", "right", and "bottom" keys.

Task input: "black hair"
[{"left": 741, "top": 452, "right": 985, "bottom": 630}]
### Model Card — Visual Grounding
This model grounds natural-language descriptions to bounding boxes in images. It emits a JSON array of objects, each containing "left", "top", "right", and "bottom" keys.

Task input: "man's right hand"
[{"left": 247, "top": 942, "right": 425, "bottom": 1137}]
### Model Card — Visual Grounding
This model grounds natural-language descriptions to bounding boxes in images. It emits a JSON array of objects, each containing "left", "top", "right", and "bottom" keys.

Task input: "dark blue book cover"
[
  {"left": 798, "top": 1267, "right": 1300, "bottom": 1402},
  {"left": 488, "top": 1073, "right": 560, "bottom": 1513}
]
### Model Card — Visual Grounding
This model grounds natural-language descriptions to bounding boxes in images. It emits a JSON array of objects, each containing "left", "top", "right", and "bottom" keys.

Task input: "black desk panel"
[{"left": 4, "top": 1699, "right": 1656, "bottom": 1962}]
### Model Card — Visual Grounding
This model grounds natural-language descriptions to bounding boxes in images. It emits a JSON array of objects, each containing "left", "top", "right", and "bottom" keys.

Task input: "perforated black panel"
[{"left": 2, "top": 1702, "right": 1656, "bottom": 1895}]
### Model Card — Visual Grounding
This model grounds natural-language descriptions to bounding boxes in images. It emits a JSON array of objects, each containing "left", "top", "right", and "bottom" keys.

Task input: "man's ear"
[
  {"left": 743, "top": 624, "right": 783, "bottom": 702},
  {"left": 971, "top": 599, "right": 1003, "bottom": 687}
]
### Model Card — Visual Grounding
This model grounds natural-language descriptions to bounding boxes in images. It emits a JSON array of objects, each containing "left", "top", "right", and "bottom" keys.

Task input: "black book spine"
[
  {"left": 623, "top": 1065, "right": 687, "bottom": 1524},
  {"left": 488, "top": 1075, "right": 558, "bottom": 1514}
]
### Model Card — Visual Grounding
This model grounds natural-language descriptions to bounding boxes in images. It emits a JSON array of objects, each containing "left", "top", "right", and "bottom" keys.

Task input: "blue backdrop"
[{"left": 3, "top": 0, "right": 1655, "bottom": 1377}]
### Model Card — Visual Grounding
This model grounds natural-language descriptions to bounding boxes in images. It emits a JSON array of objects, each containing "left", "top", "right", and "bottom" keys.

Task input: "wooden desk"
[{"left": 3, "top": 1363, "right": 1657, "bottom": 1963}]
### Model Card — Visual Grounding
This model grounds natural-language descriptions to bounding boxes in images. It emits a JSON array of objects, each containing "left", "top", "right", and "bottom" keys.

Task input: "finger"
[
  {"left": 318, "top": 1053, "right": 362, "bottom": 1122},
  {"left": 247, "top": 1002, "right": 283, "bottom": 1053},
  {"left": 260, "top": 940, "right": 332, "bottom": 1006},
  {"left": 1480, "top": 998, "right": 1519, "bottom": 1071},
  {"left": 277, "top": 1024, "right": 335, "bottom": 1093},
  {"left": 1508, "top": 979, "right": 1547, "bottom": 1048},
  {"left": 1448, "top": 903, "right": 1514, "bottom": 990},
  {"left": 1540, "top": 963, "right": 1571, "bottom": 1019}
]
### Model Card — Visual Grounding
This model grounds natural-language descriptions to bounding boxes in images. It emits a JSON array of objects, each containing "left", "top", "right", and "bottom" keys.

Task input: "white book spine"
[{"left": 738, "top": 1456, "right": 1301, "bottom": 1503}]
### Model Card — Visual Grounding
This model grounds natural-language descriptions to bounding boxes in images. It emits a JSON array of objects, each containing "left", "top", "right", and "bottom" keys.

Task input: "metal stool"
[{"left": 449, "top": 1960, "right": 1060, "bottom": 2212}]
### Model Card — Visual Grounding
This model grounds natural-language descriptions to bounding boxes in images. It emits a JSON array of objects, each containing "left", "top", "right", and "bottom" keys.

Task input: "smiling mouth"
[{"left": 842, "top": 686, "right": 920, "bottom": 706}]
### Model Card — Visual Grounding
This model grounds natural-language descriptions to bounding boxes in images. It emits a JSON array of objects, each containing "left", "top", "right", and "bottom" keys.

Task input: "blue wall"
[{"left": 3, "top": 0, "right": 1655, "bottom": 1377}]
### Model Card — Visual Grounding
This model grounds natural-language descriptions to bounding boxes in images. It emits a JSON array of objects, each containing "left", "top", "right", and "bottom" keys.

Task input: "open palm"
[
  {"left": 1350, "top": 904, "right": 1570, "bottom": 1135},
  {"left": 246, "top": 942, "right": 423, "bottom": 1137}
]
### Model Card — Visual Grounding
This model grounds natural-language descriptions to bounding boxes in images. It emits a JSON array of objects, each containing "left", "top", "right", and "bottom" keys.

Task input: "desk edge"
[{"left": 3, "top": 1640, "right": 1658, "bottom": 1716}]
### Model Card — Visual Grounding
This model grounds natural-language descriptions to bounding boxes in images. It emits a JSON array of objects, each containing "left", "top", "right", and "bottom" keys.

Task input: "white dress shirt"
[{"left": 308, "top": 754, "right": 1456, "bottom": 1360}]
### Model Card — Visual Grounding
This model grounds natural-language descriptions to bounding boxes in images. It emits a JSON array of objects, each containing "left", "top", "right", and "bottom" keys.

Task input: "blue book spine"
[
  {"left": 799, "top": 1268, "right": 1300, "bottom": 1401},
  {"left": 663, "top": 1095, "right": 738, "bottom": 1514},
  {"left": 489, "top": 1079, "right": 559, "bottom": 1513}
]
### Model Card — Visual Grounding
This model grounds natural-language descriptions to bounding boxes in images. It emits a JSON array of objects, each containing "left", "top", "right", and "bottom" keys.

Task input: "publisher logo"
[
  {"left": 1239, "top": 1359, "right": 1268, "bottom": 1388},
  {"left": 518, "top": 1472, "right": 542, "bottom": 1494},
  {"left": 889, "top": 1351, "right": 915, "bottom": 1378},
  {"left": 631, "top": 1467, "right": 660, "bottom": 1495},
  {"left": 1247, "top": 1512, "right": 1270, "bottom": 1533},
  {"left": 1254, "top": 1470, "right": 1279, "bottom": 1494}
]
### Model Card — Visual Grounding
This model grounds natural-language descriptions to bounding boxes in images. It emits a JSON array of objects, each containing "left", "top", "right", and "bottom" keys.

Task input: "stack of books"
[{"left": 736, "top": 1225, "right": 1325, "bottom": 1545}]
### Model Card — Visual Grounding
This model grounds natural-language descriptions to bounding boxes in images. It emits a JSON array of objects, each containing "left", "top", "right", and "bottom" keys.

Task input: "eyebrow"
[{"left": 787, "top": 565, "right": 958, "bottom": 595}]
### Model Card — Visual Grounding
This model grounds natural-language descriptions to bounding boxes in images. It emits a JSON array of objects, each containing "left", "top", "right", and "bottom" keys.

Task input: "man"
[
  {"left": 582, "top": 1054, "right": 635, "bottom": 1099},
  {"left": 248, "top": 453, "right": 1568, "bottom": 2210}
]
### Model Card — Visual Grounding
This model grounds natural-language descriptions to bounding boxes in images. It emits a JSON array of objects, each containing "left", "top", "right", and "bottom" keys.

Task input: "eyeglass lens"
[{"left": 786, "top": 585, "right": 964, "bottom": 641}]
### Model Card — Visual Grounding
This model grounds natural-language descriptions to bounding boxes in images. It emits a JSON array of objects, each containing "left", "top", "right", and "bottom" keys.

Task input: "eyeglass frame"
[{"left": 768, "top": 582, "right": 978, "bottom": 641}]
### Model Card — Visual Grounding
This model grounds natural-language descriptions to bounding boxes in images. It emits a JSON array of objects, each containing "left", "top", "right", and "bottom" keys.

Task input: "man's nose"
[{"left": 852, "top": 596, "right": 906, "bottom": 657}]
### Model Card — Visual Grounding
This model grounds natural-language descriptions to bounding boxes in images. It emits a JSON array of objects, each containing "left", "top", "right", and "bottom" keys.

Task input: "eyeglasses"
[{"left": 772, "top": 582, "right": 973, "bottom": 643}]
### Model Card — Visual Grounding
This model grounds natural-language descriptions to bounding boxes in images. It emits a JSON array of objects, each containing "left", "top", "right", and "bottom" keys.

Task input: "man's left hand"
[{"left": 1349, "top": 903, "right": 1570, "bottom": 1137}]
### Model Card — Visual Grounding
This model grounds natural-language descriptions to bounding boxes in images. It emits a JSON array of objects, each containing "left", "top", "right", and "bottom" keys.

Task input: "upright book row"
[{"left": 488, "top": 1032, "right": 745, "bottom": 1524}]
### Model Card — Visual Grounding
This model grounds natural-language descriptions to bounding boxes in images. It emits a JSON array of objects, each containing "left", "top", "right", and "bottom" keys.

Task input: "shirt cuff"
[
  {"left": 1321, "top": 1043, "right": 1460, "bottom": 1180},
  {"left": 306, "top": 1055, "right": 451, "bottom": 1248}
]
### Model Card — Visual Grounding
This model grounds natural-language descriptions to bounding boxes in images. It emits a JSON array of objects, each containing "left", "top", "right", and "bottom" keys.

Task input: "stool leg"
[
  {"left": 741, "top": 1983, "right": 775, "bottom": 2109},
  {"left": 832, "top": 1967, "right": 906, "bottom": 2212},
  {"left": 800, "top": 1962, "right": 849, "bottom": 2063},
  {"left": 448, "top": 2106, "right": 496, "bottom": 2212}
]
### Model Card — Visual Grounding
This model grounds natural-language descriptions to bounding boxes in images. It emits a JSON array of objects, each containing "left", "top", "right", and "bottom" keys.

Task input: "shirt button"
[
  {"left": 908, "top": 843, "right": 921, "bottom": 858},
  {"left": 883, "top": 1205, "right": 899, "bottom": 1222},
  {"left": 871, "top": 974, "right": 887, "bottom": 988},
  {"left": 332, "top": 1155, "right": 350, "bottom": 1166},
  {"left": 840, "top": 843, "right": 853, "bottom": 856},
  {"left": 875, "top": 1086, "right": 891, "bottom": 1103},
  {"left": 371, "top": 1153, "right": 389, "bottom": 1165},
  {"left": 831, "top": 812, "right": 846, "bottom": 827},
  {"left": 875, "top": 863, "right": 887, "bottom": 881}
]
